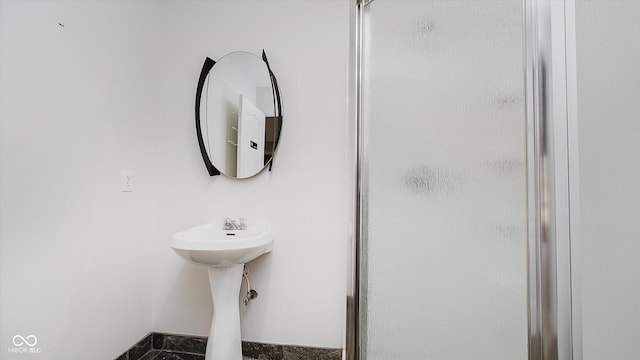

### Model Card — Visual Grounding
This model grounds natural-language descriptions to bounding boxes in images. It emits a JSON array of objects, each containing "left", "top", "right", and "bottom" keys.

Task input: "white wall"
[
  {"left": 152, "top": 0, "right": 350, "bottom": 349},
  {"left": 0, "top": 0, "right": 350, "bottom": 356},
  {"left": 0, "top": 1, "right": 161, "bottom": 359},
  {"left": 575, "top": 1, "right": 640, "bottom": 358}
]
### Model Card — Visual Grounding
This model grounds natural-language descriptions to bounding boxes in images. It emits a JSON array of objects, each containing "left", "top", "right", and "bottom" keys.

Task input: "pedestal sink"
[{"left": 171, "top": 222, "right": 272, "bottom": 360}]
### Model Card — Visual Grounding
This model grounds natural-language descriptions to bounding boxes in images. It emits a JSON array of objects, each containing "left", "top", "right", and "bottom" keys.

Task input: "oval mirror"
[{"left": 195, "top": 51, "right": 282, "bottom": 178}]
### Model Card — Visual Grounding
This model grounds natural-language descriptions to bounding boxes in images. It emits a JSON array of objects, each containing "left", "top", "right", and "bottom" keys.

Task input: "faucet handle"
[
  {"left": 238, "top": 218, "right": 247, "bottom": 230},
  {"left": 223, "top": 218, "right": 236, "bottom": 230}
]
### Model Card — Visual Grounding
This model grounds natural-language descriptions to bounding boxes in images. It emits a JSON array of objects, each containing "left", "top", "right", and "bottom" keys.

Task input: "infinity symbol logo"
[{"left": 12, "top": 335, "right": 37, "bottom": 347}]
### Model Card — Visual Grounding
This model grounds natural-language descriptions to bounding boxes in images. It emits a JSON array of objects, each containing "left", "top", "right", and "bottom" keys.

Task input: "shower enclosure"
[{"left": 348, "top": 1, "right": 640, "bottom": 359}]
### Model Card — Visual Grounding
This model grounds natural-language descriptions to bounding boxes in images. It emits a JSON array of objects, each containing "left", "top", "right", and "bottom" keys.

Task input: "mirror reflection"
[{"left": 197, "top": 51, "right": 281, "bottom": 178}]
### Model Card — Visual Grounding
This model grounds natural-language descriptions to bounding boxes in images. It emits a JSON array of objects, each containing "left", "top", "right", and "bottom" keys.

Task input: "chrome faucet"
[
  {"left": 223, "top": 218, "right": 237, "bottom": 230},
  {"left": 222, "top": 218, "right": 246, "bottom": 230}
]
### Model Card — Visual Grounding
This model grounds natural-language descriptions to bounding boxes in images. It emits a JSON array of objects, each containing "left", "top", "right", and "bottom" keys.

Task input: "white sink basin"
[
  {"left": 171, "top": 222, "right": 272, "bottom": 267},
  {"left": 170, "top": 221, "right": 273, "bottom": 360}
]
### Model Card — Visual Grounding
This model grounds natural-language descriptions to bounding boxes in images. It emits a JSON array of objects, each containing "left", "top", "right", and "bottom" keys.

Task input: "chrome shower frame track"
[
  {"left": 525, "top": 1, "right": 579, "bottom": 359},
  {"left": 345, "top": 1, "right": 366, "bottom": 360}
]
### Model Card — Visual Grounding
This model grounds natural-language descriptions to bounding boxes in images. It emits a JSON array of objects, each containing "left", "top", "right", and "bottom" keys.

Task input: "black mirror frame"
[{"left": 194, "top": 51, "right": 283, "bottom": 177}]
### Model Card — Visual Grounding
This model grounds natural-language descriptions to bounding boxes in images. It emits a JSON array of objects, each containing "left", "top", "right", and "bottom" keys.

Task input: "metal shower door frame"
[
  {"left": 525, "top": 1, "right": 581, "bottom": 359},
  {"left": 347, "top": 1, "right": 582, "bottom": 360},
  {"left": 345, "top": 1, "right": 366, "bottom": 360}
]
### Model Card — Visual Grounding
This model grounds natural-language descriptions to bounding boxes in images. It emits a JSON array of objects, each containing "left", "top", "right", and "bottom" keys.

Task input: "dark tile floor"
[
  {"left": 138, "top": 350, "right": 255, "bottom": 360},
  {"left": 118, "top": 332, "right": 340, "bottom": 360}
]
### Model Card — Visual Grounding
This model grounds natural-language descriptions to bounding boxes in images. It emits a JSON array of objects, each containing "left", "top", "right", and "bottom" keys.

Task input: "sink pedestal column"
[{"left": 206, "top": 264, "right": 244, "bottom": 360}]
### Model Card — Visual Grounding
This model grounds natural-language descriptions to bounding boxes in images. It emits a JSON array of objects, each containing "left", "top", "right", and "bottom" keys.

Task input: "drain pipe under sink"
[{"left": 242, "top": 265, "right": 258, "bottom": 306}]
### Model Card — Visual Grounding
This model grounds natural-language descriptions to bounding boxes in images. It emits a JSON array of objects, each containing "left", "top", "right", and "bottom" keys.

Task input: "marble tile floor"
[
  {"left": 117, "top": 332, "right": 341, "bottom": 360},
  {"left": 138, "top": 349, "right": 257, "bottom": 360}
]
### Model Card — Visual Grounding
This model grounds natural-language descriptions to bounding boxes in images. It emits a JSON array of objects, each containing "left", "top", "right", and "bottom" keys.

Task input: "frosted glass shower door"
[
  {"left": 573, "top": 1, "right": 640, "bottom": 358},
  {"left": 360, "top": 1, "right": 528, "bottom": 359}
]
